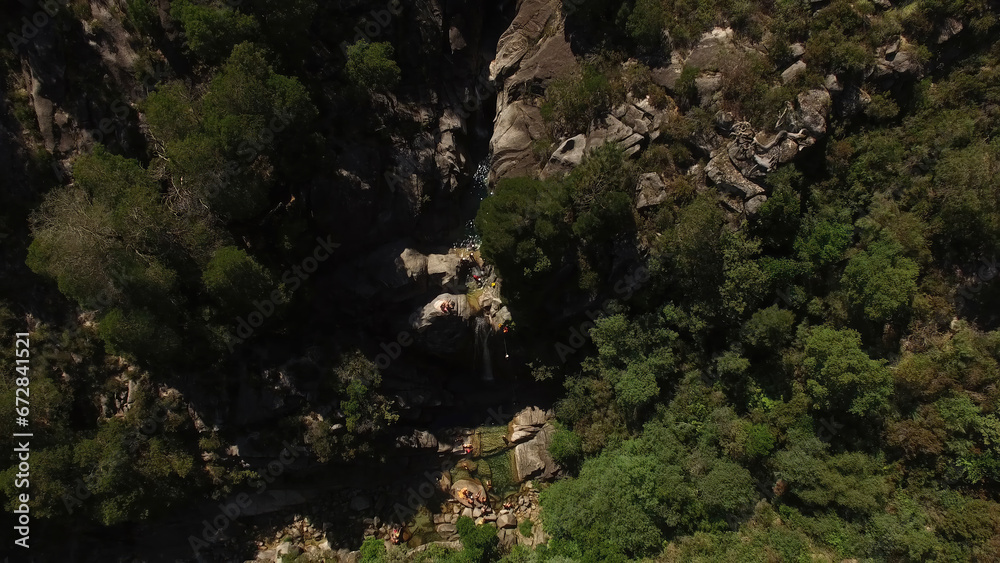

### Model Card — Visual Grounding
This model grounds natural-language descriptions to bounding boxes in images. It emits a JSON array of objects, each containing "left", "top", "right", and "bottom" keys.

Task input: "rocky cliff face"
[
  {"left": 489, "top": 0, "right": 578, "bottom": 180},
  {"left": 485, "top": 2, "right": 933, "bottom": 220}
]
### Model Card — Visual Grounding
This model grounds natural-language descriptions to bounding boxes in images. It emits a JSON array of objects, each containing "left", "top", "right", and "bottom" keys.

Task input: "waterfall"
[{"left": 474, "top": 316, "right": 494, "bottom": 381}]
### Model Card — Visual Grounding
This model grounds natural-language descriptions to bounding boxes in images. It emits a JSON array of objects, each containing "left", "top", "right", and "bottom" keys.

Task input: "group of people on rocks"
[{"left": 457, "top": 484, "right": 493, "bottom": 515}]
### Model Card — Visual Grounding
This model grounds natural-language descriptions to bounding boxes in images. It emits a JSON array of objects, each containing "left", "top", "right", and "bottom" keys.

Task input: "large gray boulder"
[
  {"left": 513, "top": 422, "right": 559, "bottom": 482},
  {"left": 539, "top": 95, "right": 673, "bottom": 179},
  {"left": 491, "top": 100, "right": 548, "bottom": 180},
  {"left": 489, "top": 0, "right": 561, "bottom": 82},
  {"left": 489, "top": 0, "right": 578, "bottom": 181},
  {"left": 540, "top": 134, "right": 587, "bottom": 179},
  {"left": 507, "top": 407, "right": 559, "bottom": 482},
  {"left": 685, "top": 27, "right": 735, "bottom": 70},
  {"left": 636, "top": 173, "right": 668, "bottom": 209}
]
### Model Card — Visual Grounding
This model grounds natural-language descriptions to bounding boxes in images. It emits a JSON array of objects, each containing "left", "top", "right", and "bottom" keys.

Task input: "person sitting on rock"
[
  {"left": 390, "top": 527, "right": 402, "bottom": 544},
  {"left": 462, "top": 443, "right": 473, "bottom": 454},
  {"left": 459, "top": 487, "right": 471, "bottom": 501}
]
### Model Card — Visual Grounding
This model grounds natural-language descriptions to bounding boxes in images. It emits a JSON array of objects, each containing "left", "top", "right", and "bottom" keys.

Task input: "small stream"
[{"left": 455, "top": 157, "right": 493, "bottom": 249}]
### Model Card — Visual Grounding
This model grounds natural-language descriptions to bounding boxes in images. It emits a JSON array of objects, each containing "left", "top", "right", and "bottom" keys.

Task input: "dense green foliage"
[
  {"left": 4, "top": 0, "right": 1000, "bottom": 560},
  {"left": 345, "top": 40, "right": 402, "bottom": 92},
  {"left": 478, "top": 1, "right": 1000, "bottom": 561},
  {"left": 2, "top": 0, "right": 400, "bottom": 548}
]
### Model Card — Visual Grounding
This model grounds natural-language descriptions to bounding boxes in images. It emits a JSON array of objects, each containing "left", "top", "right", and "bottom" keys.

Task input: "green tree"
[
  {"left": 202, "top": 245, "right": 275, "bottom": 316},
  {"left": 742, "top": 305, "right": 796, "bottom": 352},
  {"left": 359, "top": 536, "right": 387, "bottom": 563},
  {"left": 335, "top": 352, "right": 398, "bottom": 457},
  {"left": 476, "top": 177, "right": 572, "bottom": 296},
  {"left": 98, "top": 307, "right": 182, "bottom": 363},
  {"left": 719, "top": 230, "right": 768, "bottom": 321},
  {"left": 27, "top": 148, "right": 180, "bottom": 311},
  {"left": 794, "top": 218, "right": 853, "bottom": 271},
  {"left": 69, "top": 417, "right": 194, "bottom": 525},
  {"left": 773, "top": 428, "right": 890, "bottom": 516},
  {"left": 695, "top": 459, "right": 756, "bottom": 517},
  {"left": 801, "top": 326, "right": 892, "bottom": 417},
  {"left": 626, "top": 0, "right": 667, "bottom": 51},
  {"left": 542, "top": 449, "right": 678, "bottom": 560},
  {"left": 171, "top": 0, "right": 260, "bottom": 64},
  {"left": 541, "top": 63, "right": 616, "bottom": 134},
  {"left": 345, "top": 40, "right": 401, "bottom": 92},
  {"left": 585, "top": 313, "right": 678, "bottom": 422},
  {"left": 125, "top": 0, "right": 159, "bottom": 35},
  {"left": 549, "top": 426, "right": 584, "bottom": 468},
  {"left": 455, "top": 516, "right": 500, "bottom": 562},
  {"left": 841, "top": 237, "right": 919, "bottom": 323},
  {"left": 145, "top": 43, "right": 316, "bottom": 221},
  {"left": 568, "top": 144, "right": 636, "bottom": 245}
]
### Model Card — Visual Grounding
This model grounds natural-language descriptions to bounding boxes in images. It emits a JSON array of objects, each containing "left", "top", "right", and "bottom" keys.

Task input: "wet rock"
[
  {"left": 335, "top": 240, "right": 421, "bottom": 301},
  {"left": 651, "top": 59, "right": 683, "bottom": 91},
  {"left": 451, "top": 478, "right": 487, "bottom": 507},
  {"left": 412, "top": 540, "right": 463, "bottom": 554},
  {"left": 396, "top": 429, "right": 439, "bottom": 450},
  {"left": 498, "top": 528, "right": 516, "bottom": 546},
  {"left": 489, "top": 0, "right": 575, "bottom": 181},
  {"left": 276, "top": 543, "right": 301, "bottom": 558},
  {"left": 589, "top": 115, "right": 645, "bottom": 157},
  {"left": 243, "top": 490, "right": 313, "bottom": 517},
  {"left": 413, "top": 292, "right": 473, "bottom": 330},
  {"left": 792, "top": 89, "right": 832, "bottom": 138},
  {"left": 706, "top": 150, "right": 766, "bottom": 201},
  {"left": 508, "top": 21, "right": 579, "bottom": 87},
  {"left": 745, "top": 194, "right": 768, "bottom": 215},
  {"left": 825, "top": 74, "right": 842, "bottom": 93},
  {"left": 616, "top": 95, "right": 671, "bottom": 142},
  {"left": 398, "top": 248, "right": 428, "bottom": 286},
  {"left": 449, "top": 25, "right": 467, "bottom": 52}
]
